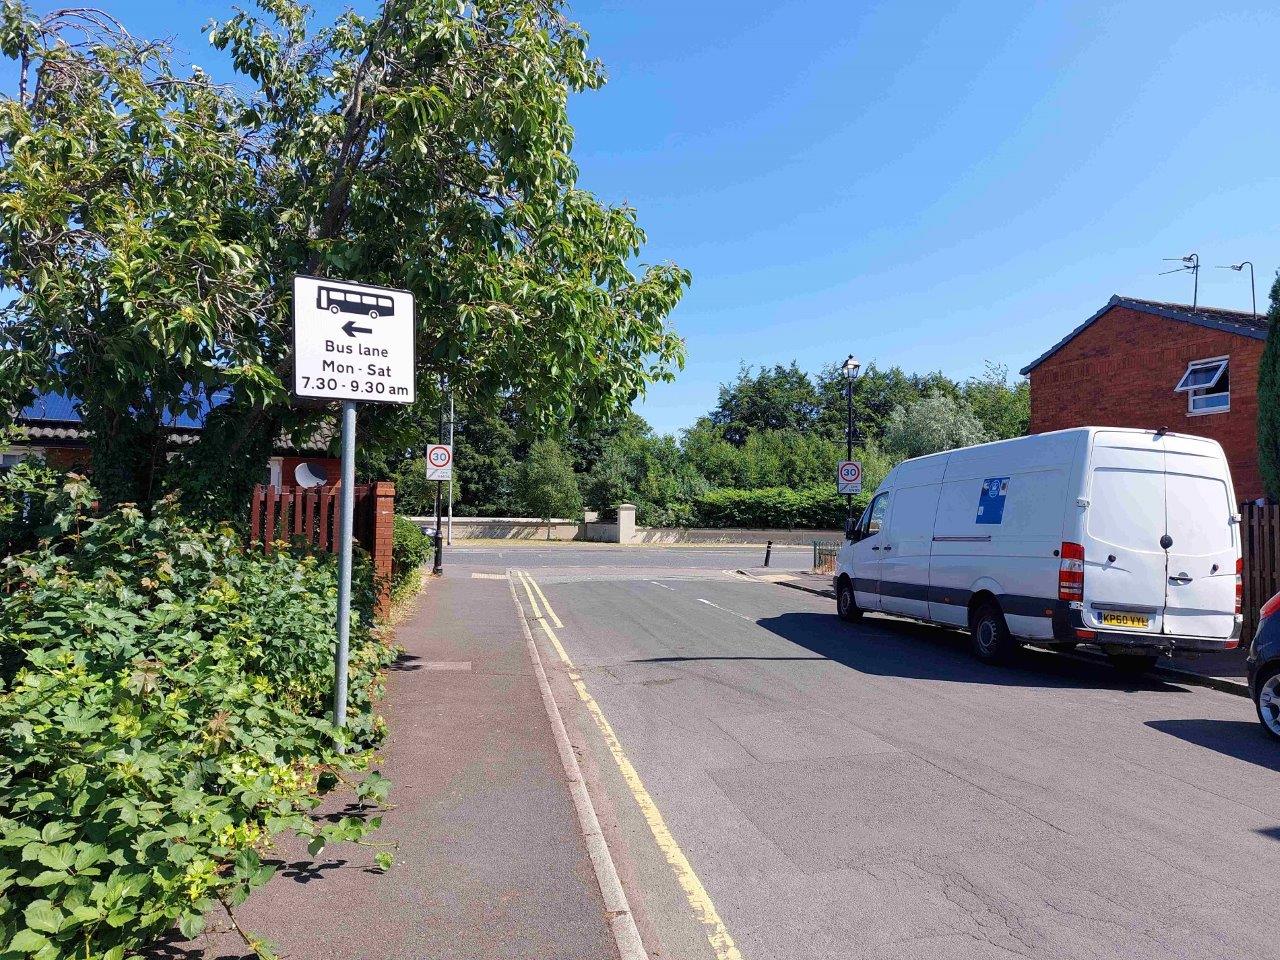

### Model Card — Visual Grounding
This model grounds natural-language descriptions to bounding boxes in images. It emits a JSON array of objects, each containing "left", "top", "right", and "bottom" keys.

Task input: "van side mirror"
[{"left": 845, "top": 517, "right": 860, "bottom": 542}]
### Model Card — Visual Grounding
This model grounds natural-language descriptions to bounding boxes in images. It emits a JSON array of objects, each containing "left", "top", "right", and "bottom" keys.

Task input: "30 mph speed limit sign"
[
  {"left": 425, "top": 444, "right": 453, "bottom": 481},
  {"left": 837, "top": 460, "right": 862, "bottom": 495}
]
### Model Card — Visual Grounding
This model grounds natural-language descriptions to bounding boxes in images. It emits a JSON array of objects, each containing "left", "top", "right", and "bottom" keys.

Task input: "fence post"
[
  {"left": 249, "top": 485, "right": 264, "bottom": 546},
  {"left": 371, "top": 482, "right": 396, "bottom": 619},
  {"left": 263, "top": 486, "right": 278, "bottom": 554}
]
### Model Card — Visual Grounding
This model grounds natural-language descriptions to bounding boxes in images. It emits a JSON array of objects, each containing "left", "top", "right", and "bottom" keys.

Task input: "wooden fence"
[
  {"left": 248, "top": 482, "right": 397, "bottom": 617},
  {"left": 1242, "top": 502, "right": 1280, "bottom": 641}
]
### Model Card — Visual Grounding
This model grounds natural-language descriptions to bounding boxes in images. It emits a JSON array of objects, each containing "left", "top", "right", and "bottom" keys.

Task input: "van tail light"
[
  {"left": 1235, "top": 557, "right": 1243, "bottom": 617},
  {"left": 1059, "top": 542, "right": 1085, "bottom": 602},
  {"left": 1260, "top": 591, "right": 1280, "bottom": 624}
]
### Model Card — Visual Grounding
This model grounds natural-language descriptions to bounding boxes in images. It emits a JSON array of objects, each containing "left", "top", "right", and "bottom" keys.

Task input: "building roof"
[
  {"left": 14, "top": 390, "right": 333, "bottom": 454},
  {"left": 19, "top": 390, "right": 218, "bottom": 430},
  {"left": 1020, "top": 295, "right": 1269, "bottom": 375}
]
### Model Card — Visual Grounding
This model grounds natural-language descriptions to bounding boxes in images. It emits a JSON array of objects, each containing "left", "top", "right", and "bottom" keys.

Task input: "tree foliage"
[
  {"left": 393, "top": 358, "right": 1024, "bottom": 527},
  {"left": 0, "top": 0, "right": 688, "bottom": 512},
  {"left": 517, "top": 439, "right": 581, "bottom": 534},
  {"left": 709, "top": 362, "right": 823, "bottom": 446},
  {"left": 1258, "top": 273, "right": 1280, "bottom": 501},
  {"left": 882, "top": 394, "right": 991, "bottom": 461}
]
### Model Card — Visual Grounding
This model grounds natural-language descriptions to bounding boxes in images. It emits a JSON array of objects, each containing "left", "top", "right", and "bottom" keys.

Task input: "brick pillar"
[{"left": 371, "top": 481, "right": 396, "bottom": 619}]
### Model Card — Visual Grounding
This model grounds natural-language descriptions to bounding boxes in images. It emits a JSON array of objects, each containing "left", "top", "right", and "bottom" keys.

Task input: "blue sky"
[{"left": 7, "top": 1, "right": 1278, "bottom": 435}]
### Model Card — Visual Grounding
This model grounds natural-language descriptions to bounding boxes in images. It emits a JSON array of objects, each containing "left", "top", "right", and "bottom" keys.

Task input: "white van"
[{"left": 833, "top": 427, "right": 1242, "bottom": 669}]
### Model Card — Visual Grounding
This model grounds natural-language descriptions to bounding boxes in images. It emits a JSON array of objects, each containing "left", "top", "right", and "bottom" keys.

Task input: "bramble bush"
[
  {"left": 0, "top": 473, "right": 395, "bottom": 960},
  {"left": 0, "top": 457, "right": 69, "bottom": 559}
]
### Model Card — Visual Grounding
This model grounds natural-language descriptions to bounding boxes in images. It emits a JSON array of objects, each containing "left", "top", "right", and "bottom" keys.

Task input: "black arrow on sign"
[{"left": 342, "top": 319, "right": 373, "bottom": 338}]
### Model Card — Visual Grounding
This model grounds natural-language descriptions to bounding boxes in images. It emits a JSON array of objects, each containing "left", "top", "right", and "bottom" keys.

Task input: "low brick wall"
[
  {"left": 409, "top": 516, "right": 582, "bottom": 540},
  {"left": 409, "top": 515, "right": 840, "bottom": 546},
  {"left": 632, "top": 527, "right": 842, "bottom": 546}
]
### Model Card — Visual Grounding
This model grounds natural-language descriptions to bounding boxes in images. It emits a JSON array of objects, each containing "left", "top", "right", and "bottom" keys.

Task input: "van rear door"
[
  {"left": 1084, "top": 433, "right": 1170, "bottom": 633},
  {"left": 1162, "top": 436, "right": 1238, "bottom": 639}
]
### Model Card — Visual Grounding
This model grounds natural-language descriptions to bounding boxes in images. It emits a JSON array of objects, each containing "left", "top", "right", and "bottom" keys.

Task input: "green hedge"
[
  {"left": 690, "top": 486, "right": 871, "bottom": 530},
  {"left": 0, "top": 476, "right": 394, "bottom": 959},
  {"left": 392, "top": 515, "right": 432, "bottom": 596}
]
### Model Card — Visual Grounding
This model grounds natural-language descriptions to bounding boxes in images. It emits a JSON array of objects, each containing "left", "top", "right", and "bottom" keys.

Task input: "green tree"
[
  {"left": 518, "top": 439, "right": 582, "bottom": 537},
  {"left": 882, "top": 394, "right": 989, "bottom": 460},
  {"left": 962, "top": 362, "right": 1029, "bottom": 440},
  {"left": 0, "top": 0, "right": 688, "bottom": 512},
  {"left": 709, "top": 362, "right": 824, "bottom": 445},
  {"left": 815, "top": 362, "right": 962, "bottom": 445},
  {"left": 581, "top": 414, "right": 707, "bottom": 524},
  {"left": 1258, "top": 273, "right": 1280, "bottom": 500}
]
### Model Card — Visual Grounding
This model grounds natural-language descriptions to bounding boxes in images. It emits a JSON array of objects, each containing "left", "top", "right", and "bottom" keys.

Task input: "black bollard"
[{"left": 764, "top": 540, "right": 773, "bottom": 567}]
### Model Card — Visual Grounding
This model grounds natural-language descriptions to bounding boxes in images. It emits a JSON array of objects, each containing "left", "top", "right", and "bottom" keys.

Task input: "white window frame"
[
  {"left": 1174, "top": 356, "right": 1231, "bottom": 416},
  {"left": 0, "top": 446, "right": 47, "bottom": 470}
]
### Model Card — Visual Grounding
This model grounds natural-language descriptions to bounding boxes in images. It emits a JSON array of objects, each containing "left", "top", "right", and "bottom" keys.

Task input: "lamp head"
[{"left": 841, "top": 354, "right": 861, "bottom": 381}]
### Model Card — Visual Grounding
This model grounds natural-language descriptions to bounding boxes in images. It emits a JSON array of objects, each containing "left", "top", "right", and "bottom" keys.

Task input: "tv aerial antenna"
[{"left": 1159, "top": 253, "right": 1199, "bottom": 310}]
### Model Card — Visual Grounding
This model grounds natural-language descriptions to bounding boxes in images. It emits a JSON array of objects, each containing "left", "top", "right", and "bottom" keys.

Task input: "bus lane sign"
[{"left": 292, "top": 275, "right": 415, "bottom": 404}]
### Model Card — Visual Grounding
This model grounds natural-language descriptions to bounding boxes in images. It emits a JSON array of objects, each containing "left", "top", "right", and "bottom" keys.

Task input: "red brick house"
[{"left": 1021, "top": 295, "right": 1269, "bottom": 503}]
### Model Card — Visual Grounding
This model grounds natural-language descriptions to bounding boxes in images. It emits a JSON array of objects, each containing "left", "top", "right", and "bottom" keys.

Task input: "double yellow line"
[{"left": 513, "top": 570, "right": 743, "bottom": 960}]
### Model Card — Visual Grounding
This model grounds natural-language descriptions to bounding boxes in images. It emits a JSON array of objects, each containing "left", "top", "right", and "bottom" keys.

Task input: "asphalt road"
[{"left": 463, "top": 545, "right": 1279, "bottom": 960}]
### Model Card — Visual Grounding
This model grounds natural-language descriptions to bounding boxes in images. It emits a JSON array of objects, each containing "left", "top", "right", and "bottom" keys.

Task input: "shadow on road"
[
  {"left": 267, "top": 857, "right": 350, "bottom": 883},
  {"left": 143, "top": 931, "right": 253, "bottom": 960},
  {"left": 754, "top": 611, "right": 1191, "bottom": 693},
  {"left": 632, "top": 655, "right": 830, "bottom": 663},
  {"left": 1144, "top": 719, "right": 1280, "bottom": 771},
  {"left": 390, "top": 651, "right": 423, "bottom": 671}
]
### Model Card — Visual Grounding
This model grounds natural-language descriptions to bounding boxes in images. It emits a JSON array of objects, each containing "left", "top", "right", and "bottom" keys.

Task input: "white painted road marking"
[
  {"left": 649, "top": 581, "right": 677, "bottom": 591},
  {"left": 696, "top": 597, "right": 755, "bottom": 623},
  {"left": 518, "top": 572, "right": 744, "bottom": 960}
]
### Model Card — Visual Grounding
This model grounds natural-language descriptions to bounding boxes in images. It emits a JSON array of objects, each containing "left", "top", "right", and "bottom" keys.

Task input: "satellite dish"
[{"left": 294, "top": 461, "right": 329, "bottom": 488}]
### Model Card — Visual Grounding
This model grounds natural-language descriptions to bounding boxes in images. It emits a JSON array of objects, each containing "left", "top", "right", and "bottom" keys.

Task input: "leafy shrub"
[
  {"left": 0, "top": 475, "right": 394, "bottom": 959},
  {"left": 691, "top": 486, "right": 871, "bottom": 529},
  {"left": 0, "top": 457, "right": 84, "bottom": 558},
  {"left": 392, "top": 515, "right": 431, "bottom": 595}
]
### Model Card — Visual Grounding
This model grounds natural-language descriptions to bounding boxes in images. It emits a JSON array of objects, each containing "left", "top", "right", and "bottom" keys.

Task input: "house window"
[
  {"left": 0, "top": 448, "right": 45, "bottom": 473},
  {"left": 1174, "top": 356, "right": 1230, "bottom": 415}
]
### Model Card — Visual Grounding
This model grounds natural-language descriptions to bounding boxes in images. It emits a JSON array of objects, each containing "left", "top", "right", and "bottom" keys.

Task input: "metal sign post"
[
  {"left": 447, "top": 388, "right": 454, "bottom": 546},
  {"left": 291, "top": 275, "right": 415, "bottom": 737},
  {"left": 333, "top": 400, "right": 357, "bottom": 731}
]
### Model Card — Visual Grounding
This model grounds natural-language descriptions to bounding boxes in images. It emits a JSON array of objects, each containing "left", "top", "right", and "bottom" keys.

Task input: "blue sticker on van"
[{"left": 976, "top": 477, "right": 1009, "bottom": 525}]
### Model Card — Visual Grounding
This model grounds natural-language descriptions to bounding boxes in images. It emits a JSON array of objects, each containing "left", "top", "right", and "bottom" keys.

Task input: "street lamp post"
[
  {"left": 841, "top": 354, "right": 861, "bottom": 536},
  {"left": 1218, "top": 262, "right": 1256, "bottom": 319}
]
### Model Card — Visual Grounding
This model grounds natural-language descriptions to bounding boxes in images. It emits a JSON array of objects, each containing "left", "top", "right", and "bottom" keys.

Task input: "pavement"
[
  {"left": 162, "top": 543, "right": 1278, "bottom": 960},
  {"left": 163, "top": 571, "right": 618, "bottom": 960}
]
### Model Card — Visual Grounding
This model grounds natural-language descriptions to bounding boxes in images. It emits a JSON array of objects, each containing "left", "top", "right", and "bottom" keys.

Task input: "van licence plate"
[{"left": 1100, "top": 611, "right": 1150, "bottom": 629}]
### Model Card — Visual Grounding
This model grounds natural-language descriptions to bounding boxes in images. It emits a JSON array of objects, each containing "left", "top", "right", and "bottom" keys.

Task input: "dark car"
[{"left": 1247, "top": 591, "right": 1280, "bottom": 740}]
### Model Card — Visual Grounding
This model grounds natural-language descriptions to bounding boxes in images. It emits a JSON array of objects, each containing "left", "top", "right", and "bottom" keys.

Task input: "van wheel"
[
  {"left": 1254, "top": 667, "right": 1280, "bottom": 741},
  {"left": 970, "top": 603, "right": 1014, "bottom": 662},
  {"left": 1107, "top": 652, "right": 1158, "bottom": 675},
  {"left": 836, "top": 578, "right": 862, "bottom": 622}
]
